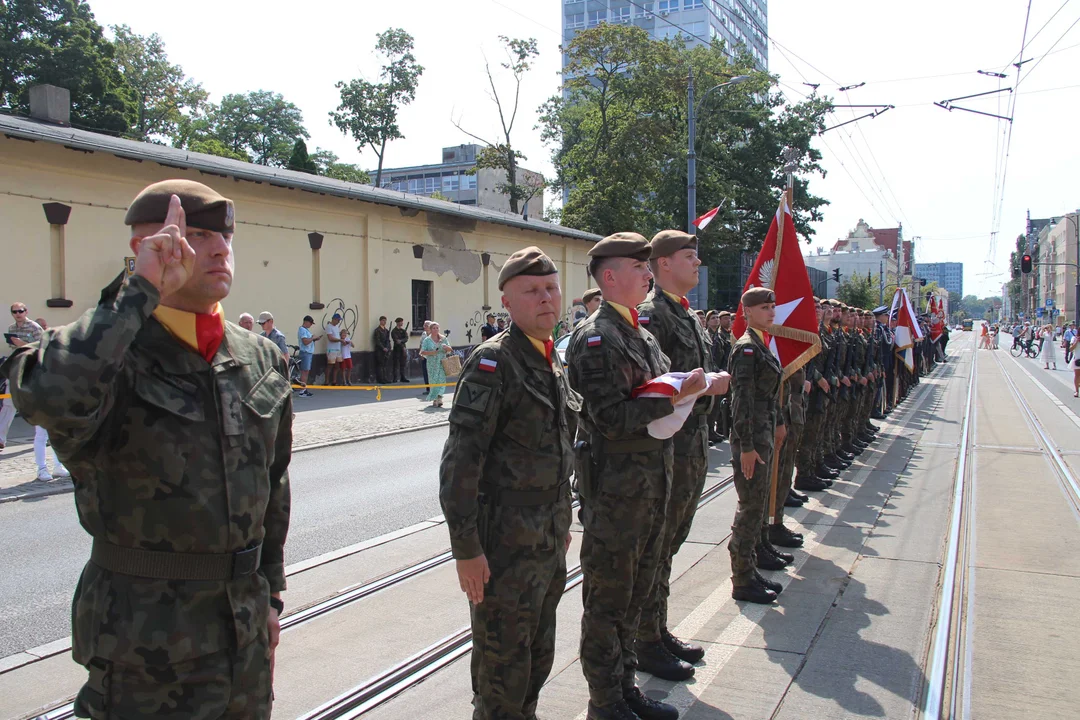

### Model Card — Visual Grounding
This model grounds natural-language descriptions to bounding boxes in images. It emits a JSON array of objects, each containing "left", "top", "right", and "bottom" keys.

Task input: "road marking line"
[{"left": 1003, "top": 353, "right": 1080, "bottom": 432}]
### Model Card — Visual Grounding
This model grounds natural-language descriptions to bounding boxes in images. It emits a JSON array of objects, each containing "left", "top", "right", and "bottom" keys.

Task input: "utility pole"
[{"left": 879, "top": 260, "right": 884, "bottom": 305}]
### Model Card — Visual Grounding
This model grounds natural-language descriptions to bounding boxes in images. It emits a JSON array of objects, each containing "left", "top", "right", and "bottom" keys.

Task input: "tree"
[
  {"left": 110, "top": 24, "right": 207, "bottom": 142},
  {"left": 330, "top": 29, "right": 423, "bottom": 188},
  {"left": 837, "top": 273, "right": 877, "bottom": 310},
  {"left": 452, "top": 36, "right": 543, "bottom": 215},
  {"left": 0, "top": 0, "right": 133, "bottom": 134},
  {"left": 311, "top": 149, "right": 370, "bottom": 184},
  {"left": 193, "top": 90, "right": 309, "bottom": 166},
  {"left": 539, "top": 25, "right": 828, "bottom": 247},
  {"left": 287, "top": 138, "right": 318, "bottom": 174},
  {"left": 187, "top": 137, "right": 248, "bottom": 162}
]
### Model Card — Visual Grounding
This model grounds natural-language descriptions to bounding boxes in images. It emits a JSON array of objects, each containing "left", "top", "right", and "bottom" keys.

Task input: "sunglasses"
[{"left": 11, "top": 309, "right": 26, "bottom": 314}]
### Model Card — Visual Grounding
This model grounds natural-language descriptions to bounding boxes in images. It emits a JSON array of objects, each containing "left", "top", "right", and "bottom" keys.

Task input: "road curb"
[{"left": 0, "top": 421, "right": 453, "bottom": 504}]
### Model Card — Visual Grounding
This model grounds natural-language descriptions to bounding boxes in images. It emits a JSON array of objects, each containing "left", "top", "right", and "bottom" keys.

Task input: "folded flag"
[{"left": 632, "top": 371, "right": 726, "bottom": 439}]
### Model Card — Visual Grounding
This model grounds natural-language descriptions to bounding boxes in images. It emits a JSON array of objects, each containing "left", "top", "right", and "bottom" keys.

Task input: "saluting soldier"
[
  {"left": 439, "top": 247, "right": 579, "bottom": 720},
  {"left": 728, "top": 287, "right": 787, "bottom": 604},
  {"left": 568, "top": 233, "right": 717, "bottom": 720},
  {"left": 2, "top": 180, "right": 292, "bottom": 719},
  {"left": 795, "top": 298, "right": 833, "bottom": 491},
  {"left": 635, "top": 230, "right": 730, "bottom": 682}
]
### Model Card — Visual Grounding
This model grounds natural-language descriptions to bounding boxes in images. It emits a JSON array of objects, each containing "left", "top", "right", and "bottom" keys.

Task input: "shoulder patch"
[
  {"left": 587, "top": 336, "right": 602, "bottom": 347},
  {"left": 638, "top": 316, "right": 651, "bottom": 324},
  {"left": 478, "top": 358, "right": 498, "bottom": 373},
  {"left": 455, "top": 381, "right": 494, "bottom": 414},
  {"left": 742, "top": 347, "right": 754, "bottom": 355}
]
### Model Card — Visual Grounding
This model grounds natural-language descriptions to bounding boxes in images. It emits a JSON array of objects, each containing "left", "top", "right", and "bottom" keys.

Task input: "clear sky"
[{"left": 86, "top": 0, "right": 1079, "bottom": 298}]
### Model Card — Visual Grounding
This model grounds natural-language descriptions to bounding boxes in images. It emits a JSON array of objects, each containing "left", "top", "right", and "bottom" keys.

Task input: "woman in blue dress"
[{"left": 420, "top": 322, "right": 453, "bottom": 407}]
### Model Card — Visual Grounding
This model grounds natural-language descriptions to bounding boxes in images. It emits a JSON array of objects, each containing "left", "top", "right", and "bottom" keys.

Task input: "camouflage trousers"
[
  {"left": 579, "top": 492, "right": 666, "bottom": 707},
  {"left": 73, "top": 633, "right": 271, "bottom": 719},
  {"left": 470, "top": 537, "right": 567, "bottom": 720},
  {"left": 799, "top": 396, "right": 829, "bottom": 473},
  {"left": 729, "top": 440, "right": 772, "bottom": 585},
  {"left": 823, "top": 390, "right": 840, "bottom": 455},
  {"left": 774, "top": 420, "right": 805, "bottom": 523},
  {"left": 639, "top": 426, "right": 707, "bottom": 642}
]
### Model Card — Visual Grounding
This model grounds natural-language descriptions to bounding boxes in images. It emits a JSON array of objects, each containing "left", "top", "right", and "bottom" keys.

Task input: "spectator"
[
  {"left": 238, "top": 313, "right": 255, "bottom": 331},
  {"left": 297, "top": 315, "right": 321, "bottom": 397},
  {"left": 419, "top": 322, "right": 453, "bottom": 408},
  {"left": 372, "top": 316, "right": 391, "bottom": 383},
  {"left": 496, "top": 317, "right": 506, "bottom": 333},
  {"left": 480, "top": 313, "right": 498, "bottom": 341},
  {"left": 325, "top": 313, "right": 343, "bottom": 386},
  {"left": 6, "top": 302, "right": 42, "bottom": 349},
  {"left": 35, "top": 318, "right": 48, "bottom": 330},
  {"left": 420, "top": 320, "right": 433, "bottom": 394},
  {"left": 258, "top": 311, "right": 289, "bottom": 362},
  {"left": 340, "top": 328, "right": 354, "bottom": 385},
  {"left": 1064, "top": 322, "right": 1077, "bottom": 364}
]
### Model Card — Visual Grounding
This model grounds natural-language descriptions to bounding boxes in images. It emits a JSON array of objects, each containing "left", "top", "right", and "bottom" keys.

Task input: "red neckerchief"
[
  {"left": 629, "top": 307, "right": 640, "bottom": 329},
  {"left": 543, "top": 338, "right": 554, "bottom": 364},
  {"left": 195, "top": 313, "right": 225, "bottom": 363},
  {"left": 680, "top": 296, "right": 690, "bottom": 311}
]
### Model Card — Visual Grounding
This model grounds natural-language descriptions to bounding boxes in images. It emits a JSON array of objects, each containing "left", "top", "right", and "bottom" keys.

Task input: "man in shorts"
[
  {"left": 325, "top": 313, "right": 343, "bottom": 386},
  {"left": 297, "top": 315, "right": 320, "bottom": 396}
]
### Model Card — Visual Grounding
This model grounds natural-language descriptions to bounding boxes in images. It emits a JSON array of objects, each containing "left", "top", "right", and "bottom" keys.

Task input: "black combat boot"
[
  {"left": 858, "top": 432, "right": 876, "bottom": 444},
  {"left": 732, "top": 578, "right": 777, "bottom": 604},
  {"left": 790, "top": 488, "right": 809, "bottom": 502},
  {"left": 662, "top": 627, "right": 705, "bottom": 664},
  {"left": 755, "top": 544, "right": 787, "bottom": 570},
  {"left": 587, "top": 700, "right": 640, "bottom": 720},
  {"left": 866, "top": 421, "right": 880, "bottom": 432},
  {"left": 817, "top": 464, "right": 840, "bottom": 479},
  {"left": 624, "top": 687, "right": 679, "bottom": 720},
  {"left": 837, "top": 449, "right": 855, "bottom": 462},
  {"left": 784, "top": 492, "right": 805, "bottom": 507},
  {"left": 754, "top": 570, "right": 783, "bottom": 594},
  {"left": 824, "top": 455, "right": 845, "bottom": 470},
  {"left": 769, "top": 524, "right": 804, "bottom": 548},
  {"left": 635, "top": 640, "right": 695, "bottom": 681},
  {"left": 795, "top": 474, "right": 829, "bottom": 491}
]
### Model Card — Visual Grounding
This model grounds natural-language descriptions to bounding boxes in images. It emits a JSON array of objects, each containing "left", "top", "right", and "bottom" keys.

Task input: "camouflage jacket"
[
  {"left": 1, "top": 274, "right": 292, "bottom": 667},
  {"left": 373, "top": 325, "right": 391, "bottom": 354},
  {"left": 391, "top": 326, "right": 409, "bottom": 350},
  {"left": 781, "top": 366, "right": 808, "bottom": 427},
  {"left": 567, "top": 301, "right": 675, "bottom": 499},
  {"left": 439, "top": 324, "right": 580, "bottom": 560},
  {"left": 850, "top": 330, "right": 867, "bottom": 382},
  {"left": 638, "top": 285, "right": 713, "bottom": 455},
  {"left": 729, "top": 329, "right": 782, "bottom": 455}
]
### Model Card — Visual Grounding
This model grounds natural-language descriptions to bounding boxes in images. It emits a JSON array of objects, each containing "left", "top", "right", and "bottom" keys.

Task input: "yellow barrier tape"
[
  {"left": 0, "top": 394, "right": 8, "bottom": 400},
  {"left": 290, "top": 383, "right": 455, "bottom": 401}
]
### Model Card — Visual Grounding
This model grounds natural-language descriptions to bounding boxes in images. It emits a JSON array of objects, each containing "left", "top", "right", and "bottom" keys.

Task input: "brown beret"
[
  {"left": 582, "top": 288, "right": 603, "bottom": 304},
  {"left": 718, "top": 310, "right": 732, "bottom": 318},
  {"left": 705, "top": 310, "right": 719, "bottom": 320},
  {"left": 588, "top": 232, "right": 651, "bottom": 262},
  {"left": 125, "top": 179, "right": 235, "bottom": 233},
  {"left": 649, "top": 230, "right": 697, "bottom": 259},
  {"left": 498, "top": 246, "right": 558, "bottom": 290},
  {"left": 742, "top": 287, "right": 775, "bottom": 307}
]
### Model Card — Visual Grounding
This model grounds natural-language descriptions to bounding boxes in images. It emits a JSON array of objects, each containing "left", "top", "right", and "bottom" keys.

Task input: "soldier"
[
  {"left": 823, "top": 302, "right": 852, "bottom": 473},
  {"left": 391, "top": 317, "right": 410, "bottom": 382},
  {"left": 728, "top": 287, "right": 786, "bottom": 604},
  {"left": 713, "top": 311, "right": 734, "bottom": 439},
  {"left": 440, "top": 247, "right": 578, "bottom": 720},
  {"left": 794, "top": 298, "right": 831, "bottom": 492},
  {"left": 582, "top": 287, "right": 603, "bottom": 318},
  {"left": 2, "top": 180, "right": 292, "bottom": 719},
  {"left": 843, "top": 309, "right": 868, "bottom": 457},
  {"left": 635, "top": 230, "right": 730, "bottom": 682},
  {"left": 873, "top": 306, "right": 893, "bottom": 417},
  {"left": 373, "top": 315, "right": 392, "bottom": 383},
  {"left": 771, "top": 363, "right": 809, "bottom": 548},
  {"left": 568, "top": 233, "right": 719, "bottom": 720}
]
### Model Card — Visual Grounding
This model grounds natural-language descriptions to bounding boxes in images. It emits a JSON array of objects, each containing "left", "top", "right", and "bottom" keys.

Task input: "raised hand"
[{"left": 133, "top": 195, "right": 195, "bottom": 297}]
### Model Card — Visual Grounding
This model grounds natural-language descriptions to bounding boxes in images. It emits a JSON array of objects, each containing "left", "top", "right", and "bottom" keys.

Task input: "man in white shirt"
[{"left": 325, "top": 313, "right": 343, "bottom": 386}]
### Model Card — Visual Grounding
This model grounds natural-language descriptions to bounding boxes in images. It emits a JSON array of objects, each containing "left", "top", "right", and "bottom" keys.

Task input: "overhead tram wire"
[
  {"left": 1017, "top": 12, "right": 1080, "bottom": 86},
  {"left": 1001, "top": 0, "right": 1074, "bottom": 71}
]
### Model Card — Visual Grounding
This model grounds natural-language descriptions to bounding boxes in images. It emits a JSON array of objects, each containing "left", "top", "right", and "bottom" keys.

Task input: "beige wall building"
[
  {"left": 1037, "top": 213, "right": 1079, "bottom": 326},
  {"left": 0, "top": 111, "right": 599, "bottom": 378}
]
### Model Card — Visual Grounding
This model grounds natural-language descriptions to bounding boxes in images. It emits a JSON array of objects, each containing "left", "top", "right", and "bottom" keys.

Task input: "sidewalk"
[{"left": 0, "top": 390, "right": 455, "bottom": 503}]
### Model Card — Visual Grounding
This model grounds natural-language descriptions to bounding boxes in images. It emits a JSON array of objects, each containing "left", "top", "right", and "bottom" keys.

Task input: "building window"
[
  {"left": 635, "top": 2, "right": 654, "bottom": 16},
  {"left": 658, "top": 0, "right": 678, "bottom": 12},
  {"left": 613, "top": 5, "right": 632, "bottom": 22},
  {"left": 464, "top": 175, "right": 477, "bottom": 190},
  {"left": 588, "top": 9, "right": 606, "bottom": 26},
  {"left": 412, "top": 280, "right": 433, "bottom": 331},
  {"left": 684, "top": 0, "right": 704, "bottom": 8},
  {"left": 442, "top": 174, "right": 460, "bottom": 191},
  {"left": 567, "top": 12, "right": 585, "bottom": 28}
]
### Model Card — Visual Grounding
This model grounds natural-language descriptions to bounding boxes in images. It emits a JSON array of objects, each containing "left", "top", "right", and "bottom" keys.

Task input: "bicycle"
[
  {"left": 1010, "top": 337, "right": 1040, "bottom": 359},
  {"left": 287, "top": 344, "right": 303, "bottom": 386}
]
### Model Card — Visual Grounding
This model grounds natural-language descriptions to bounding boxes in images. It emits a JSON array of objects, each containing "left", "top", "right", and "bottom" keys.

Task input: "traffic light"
[
  {"left": 919, "top": 278, "right": 927, "bottom": 286},
  {"left": 832, "top": 268, "right": 841, "bottom": 282},
  {"left": 1021, "top": 254, "right": 1033, "bottom": 274}
]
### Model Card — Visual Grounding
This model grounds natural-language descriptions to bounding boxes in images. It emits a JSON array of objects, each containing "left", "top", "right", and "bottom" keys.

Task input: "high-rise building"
[
  {"left": 915, "top": 262, "right": 963, "bottom": 297},
  {"left": 561, "top": 0, "right": 769, "bottom": 73}
]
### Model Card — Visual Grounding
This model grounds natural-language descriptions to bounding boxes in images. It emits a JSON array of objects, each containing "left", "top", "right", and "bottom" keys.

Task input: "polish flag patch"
[
  {"left": 587, "top": 336, "right": 602, "bottom": 347},
  {"left": 743, "top": 347, "right": 754, "bottom": 355},
  {"left": 478, "top": 358, "right": 498, "bottom": 372},
  {"left": 639, "top": 316, "right": 650, "bottom": 324}
]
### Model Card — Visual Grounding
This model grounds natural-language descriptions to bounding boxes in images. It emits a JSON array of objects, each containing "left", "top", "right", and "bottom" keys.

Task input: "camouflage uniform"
[
  {"left": 727, "top": 329, "right": 782, "bottom": 584},
  {"left": 440, "top": 323, "right": 579, "bottom": 720},
  {"left": 845, "top": 327, "right": 867, "bottom": 448},
  {"left": 797, "top": 323, "right": 830, "bottom": 477},
  {"left": 1, "top": 273, "right": 292, "bottom": 720},
  {"left": 824, "top": 323, "right": 844, "bottom": 459},
  {"left": 568, "top": 301, "right": 675, "bottom": 708},
  {"left": 775, "top": 367, "right": 806, "bottom": 520},
  {"left": 636, "top": 286, "right": 711, "bottom": 643},
  {"left": 713, "top": 327, "right": 733, "bottom": 437}
]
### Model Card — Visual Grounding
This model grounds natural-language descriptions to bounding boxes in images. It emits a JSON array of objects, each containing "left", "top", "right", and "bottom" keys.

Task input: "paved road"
[{"left": 0, "top": 425, "right": 448, "bottom": 660}]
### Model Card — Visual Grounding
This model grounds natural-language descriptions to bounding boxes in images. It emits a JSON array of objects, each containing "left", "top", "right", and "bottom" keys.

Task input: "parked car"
[{"left": 554, "top": 333, "right": 571, "bottom": 367}]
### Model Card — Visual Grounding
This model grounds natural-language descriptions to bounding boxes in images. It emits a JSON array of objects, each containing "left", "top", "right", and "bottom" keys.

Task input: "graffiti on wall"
[
  {"left": 320, "top": 298, "right": 359, "bottom": 340},
  {"left": 464, "top": 309, "right": 509, "bottom": 344},
  {"left": 553, "top": 298, "right": 587, "bottom": 339}
]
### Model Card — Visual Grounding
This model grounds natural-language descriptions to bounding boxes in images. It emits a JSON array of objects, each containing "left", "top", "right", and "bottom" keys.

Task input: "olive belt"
[
  {"left": 479, "top": 480, "right": 570, "bottom": 507},
  {"left": 91, "top": 539, "right": 262, "bottom": 581},
  {"left": 600, "top": 437, "right": 665, "bottom": 454}
]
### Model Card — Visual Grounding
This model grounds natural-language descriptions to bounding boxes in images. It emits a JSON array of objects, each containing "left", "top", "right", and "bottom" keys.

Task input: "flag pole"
[{"left": 767, "top": 150, "right": 799, "bottom": 527}]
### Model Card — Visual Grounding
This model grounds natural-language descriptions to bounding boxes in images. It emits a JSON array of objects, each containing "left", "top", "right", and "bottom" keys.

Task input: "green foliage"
[
  {"left": 837, "top": 273, "right": 877, "bottom": 310},
  {"left": 110, "top": 24, "right": 207, "bottom": 142},
  {"left": 187, "top": 138, "right": 248, "bottom": 162},
  {"left": 310, "top": 149, "right": 370, "bottom": 184},
  {"left": 457, "top": 36, "right": 542, "bottom": 214},
  {"left": 428, "top": 190, "right": 451, "bottom": 202},
  {"left": 0, "top": 0, "right": 133, "bottom": 134},
  {"left": 287, "top": 138, "right": 318, "bottom": 174},
  {"left": 540, "top": 24, "right": 829, "bottom": 250},
  {"left": 331, "top": 28, "right": 423, "bottom": 187},
  {"left": 189, "top": 90, "right": 308, "bottom": 166}
]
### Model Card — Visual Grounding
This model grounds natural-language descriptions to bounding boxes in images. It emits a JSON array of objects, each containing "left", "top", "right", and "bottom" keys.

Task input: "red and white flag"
[
  {"left": 891, "top": 287, "right": 922, "bottom": 371},
  {"left": 731, "top": 195, "right": 821, "bottom": 379},
  {"left": 929, "top": 295, "right": 944, "bottom": 343},
  {"left": 694, "top": 206, "right": 721, "bottom": 231}
]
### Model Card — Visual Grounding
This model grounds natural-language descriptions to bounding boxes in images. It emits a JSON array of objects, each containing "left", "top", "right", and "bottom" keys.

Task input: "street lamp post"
[{"left": 687, "top": 69, "right": 750, "bottom": 309}]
